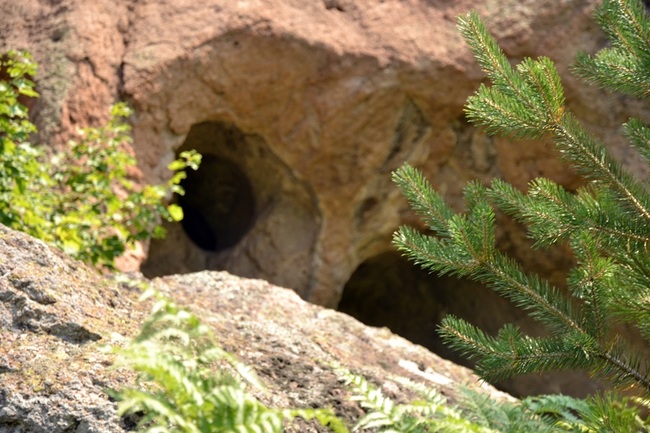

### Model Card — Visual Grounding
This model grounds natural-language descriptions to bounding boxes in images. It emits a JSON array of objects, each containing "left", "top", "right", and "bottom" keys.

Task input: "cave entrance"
[
  {"left": 142, "top": 121, "right": 259, "bottom": 276},
  {"left": 142, "top": 120, "right": 320, "bottom": 296},
  {"left": 338, "top": 250, "right": 603, "bottom": 398},
  {"left": 176, "top": 154, "right": 255, "bottom": 252},
  {"left": 338, "top": 251, "right": 493, "bottom": 362}
]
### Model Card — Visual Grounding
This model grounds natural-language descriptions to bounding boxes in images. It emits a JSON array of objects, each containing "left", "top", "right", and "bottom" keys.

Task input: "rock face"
[
  {"left": 0, "top": 224, "right": 507, "bottom": 432},
  {"left": 0, "top": 226, "right": 140, "bottom": 433},
  {"left": 4, "top": 0, "right": 650, "bottom": 397}
]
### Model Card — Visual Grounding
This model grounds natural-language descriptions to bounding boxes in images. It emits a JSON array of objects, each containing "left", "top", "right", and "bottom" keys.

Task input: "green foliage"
[
  {"left": 341, "top": 369, "right": 648, "bottom": 433},
  {"left": 574, "top": 0, "right": 650, "bottom": 98},
  {"left": 113, "top": 293, "right": 646, "bottom": 433},
  {"left": 340, "top": 370, "right": 495, "bottom": 432},
  {"left": 393, "top": 0, "right": 650, "bottom": 408},
  {"left": 0, "top": 50, "right": 201, "bottom": 268},
  {"left": 108, "top": 288, "right": 347, "bottom": 433},
  {"left": 520, "top": 393, "right": 647, "bottom": 432},
  {"left": 459, "top": 388, "right": 650, "bottom": 433},
  {"left": 46, "top": 105, "right": 201, "bottom": 265},
  {"left": 457, "top": 389, "right": 557, "bottom": 433},
  {"left": 114, "top": 286, "right": 647, "bottom": 433},
  {"left": 0, "top": 50, "right": 45, "bottom": 234}
]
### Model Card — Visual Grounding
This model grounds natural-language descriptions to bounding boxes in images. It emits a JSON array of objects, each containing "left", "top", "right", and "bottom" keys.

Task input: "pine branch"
[
  {"left": 392, "top": 164, "right": 455, "bottom": 236},
  {"left": 439, "top": 318, "right": 598, "bottom": 382},
  {"left": 460, "top": 7, "right": 650, "bottom": 223},
  {"left": 458, "top": 12, "right": 562, "bottom": 137},
  {"left": 610, "top": 285, "right": 650, "bottom": 342},
  {"left": 394, "top": 189, "right": 584, "bottom": 337},
  {"left": 553, "top": 114, "right": 650, "bottom": 223},
  {"left": 574, "top": 0, "right": 650, "bottom": 98},
  {"left": 491, "top": 178, "right": 650, "bottom": 251},
  {"left": 598, "top": 350, "right": 650, "bottom": 391},
  {"left": 569, "top": 233, "right": 615, "bottom": 333},
  {"left": 624, "top": 118, "right": 650, "bottom": 165},
  {"left": 393, "top": 0, "right": 650, "bottom": 403},
  {"left": 396, "top": 164, "right": 650, "bottom": 391}
]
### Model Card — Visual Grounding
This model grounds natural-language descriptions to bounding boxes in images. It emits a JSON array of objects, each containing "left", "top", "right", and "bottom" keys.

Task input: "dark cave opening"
[
  {"left": 338, "top": 251, "right": 489, "bottom": 364},
  {"left": 142, "top": 120, "right": 321, "bottom": 293},
  {"left": 176, "top": 153, "right": 255, "bottom": 252},
  {"left": 170, "top": 120, "right": 257, "bottom": 253},
  {"left": 337, "top": 250, "right": 602, "bottom": 398}
]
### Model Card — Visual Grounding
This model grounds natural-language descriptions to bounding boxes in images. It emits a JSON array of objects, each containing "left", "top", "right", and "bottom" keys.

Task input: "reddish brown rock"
[
  {"left": 0, "top": 0, "right": 602, "bottom": 302},
  {"left": 4, "top": 0, "right": 650, "bottom": 397}
]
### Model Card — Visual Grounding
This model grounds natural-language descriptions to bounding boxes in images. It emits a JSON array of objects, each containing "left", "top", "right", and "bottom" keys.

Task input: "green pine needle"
[{"left": 393, "top": 0, "right": 650, "bottom": 402}]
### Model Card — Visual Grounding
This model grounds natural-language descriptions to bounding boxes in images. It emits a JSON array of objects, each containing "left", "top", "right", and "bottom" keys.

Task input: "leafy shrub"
[{"left": 0, "top": 50, "right": 200, "bottom": 268}]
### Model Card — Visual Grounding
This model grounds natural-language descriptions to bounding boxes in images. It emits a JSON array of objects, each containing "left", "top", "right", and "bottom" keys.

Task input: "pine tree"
[{"left": 393, "top": 0, "right": 650, "bottom": 395}]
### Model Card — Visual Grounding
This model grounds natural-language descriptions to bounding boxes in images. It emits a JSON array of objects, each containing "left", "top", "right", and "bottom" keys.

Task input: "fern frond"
[
  {"left": 284, "top": 408, "right": 350, "bottom": 433},
  {"left": 460, "top": 389, "right": 558, "bottom": 433},
  {"left": 109, "top": 292, "right": 346, "bottom": 433},
  {"left": 541, "top": 392, "right": 650, "bottom": 433},
  {"left": 339, "top": 369, "right": 494, "bottom": 432}
]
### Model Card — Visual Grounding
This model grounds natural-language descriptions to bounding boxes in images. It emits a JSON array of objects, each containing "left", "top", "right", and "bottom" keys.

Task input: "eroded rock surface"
[
  {"left": 4, "top": 0, "right": 650, "bottom": 397},
  {"left": 3, "top": 0, "right": 630, "bottom": 303},
  {"left": 0, "top": 225, "right": 506, "bottom": 432},
  {"left": 0, "top": 226, "right": 143, "bottom": 433}
]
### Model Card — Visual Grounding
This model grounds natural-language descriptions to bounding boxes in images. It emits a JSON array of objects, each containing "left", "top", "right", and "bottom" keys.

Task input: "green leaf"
[
  {"left": 167, "top": 159, "right": 187, "bottom": 171},
  {"left": 167, "top": 204, "right": 184, "bottom": 221}
]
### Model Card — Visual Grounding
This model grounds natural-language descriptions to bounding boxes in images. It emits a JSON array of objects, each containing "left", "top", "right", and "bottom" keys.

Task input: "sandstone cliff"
[
  {"left": 3, "top": 0, "right": 632, "bottom": 304},
  {"left": 3, "top": 0, "right": 650, "bottom": 397}
]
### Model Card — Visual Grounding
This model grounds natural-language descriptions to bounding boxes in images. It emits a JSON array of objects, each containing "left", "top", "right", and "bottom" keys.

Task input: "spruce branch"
[
  {"left": 392, "top": 164, "right": 455, "bottom": 236},
  {"left": 489, "top": 178, "right": 578, "bottom": 248},
  {"left": 574, "top": 0, "right": 650, "bottom": 98},
  {"left": 611, "top": 287, "right": 650, "bottom": 342},
  {"left": 480, "top": 254, "right": 583, "bottom": 335},
  {"left": 553, "top": 114, "right": 650, "bottom": 223},
  {"left": 598, "top": 349, "right": 650, "bottom": 391},
  {"left": 393, "top": 166, "right": 585, "bottom": 336},
  {"left": 394, "top": 0, "right": 650, "bottom": 404},
  {"left": 459, "top": 12, "right": 566, "bottom": 139},
  {"left": 599, "top": 0, "right": 650, "bottom": 52},
  {"left": 438, "top": 318, "right": 597, "bottom": 383},
  {"left": 460, "top": 6, "right": 650, "bottom": 223},
  {"left": 567, "top": 231, "right": 616, "bottom": 341},
  {"left": 624, "top": 118, "right": 650, "bottom": 165}
]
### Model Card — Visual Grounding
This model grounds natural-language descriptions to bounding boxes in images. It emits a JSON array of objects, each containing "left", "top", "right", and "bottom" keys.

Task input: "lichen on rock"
[{"left": 0, "top": 225, "right": 505, "bottom": 431}]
